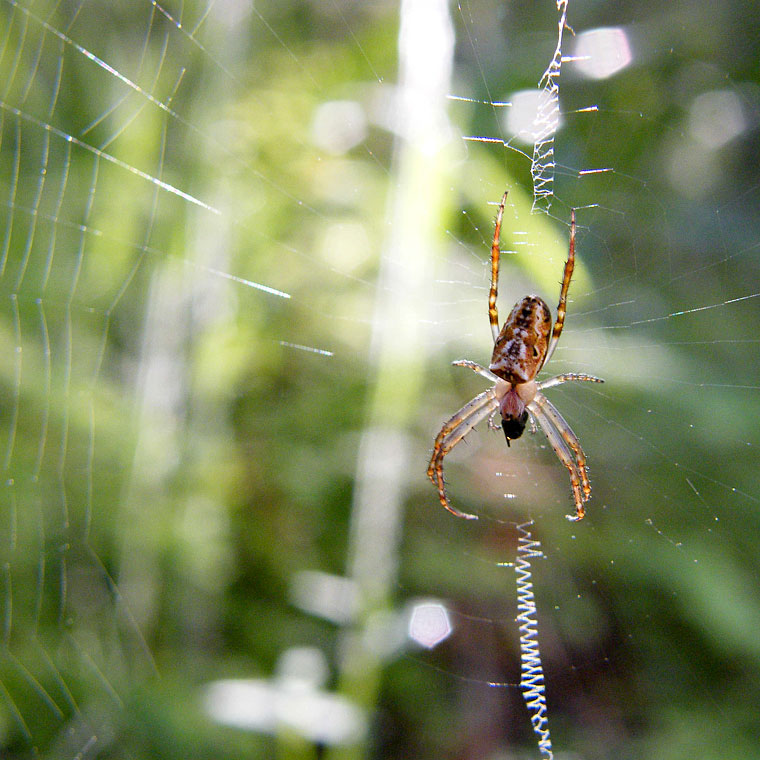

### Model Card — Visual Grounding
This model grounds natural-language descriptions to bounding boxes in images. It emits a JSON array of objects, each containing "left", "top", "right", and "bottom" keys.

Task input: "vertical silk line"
[
  {"left": 515, "top": 521, "right": 553, "bottom": 759},
  {"left": 531, "top": 0, "right": 569, "bottom": 213}
]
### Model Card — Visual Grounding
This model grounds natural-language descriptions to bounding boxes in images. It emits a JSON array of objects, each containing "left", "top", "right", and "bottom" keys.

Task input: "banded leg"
[
  {"left": 541, "top": 208, "right": 576, "bottom": 368},
  {"left": 452, "top": 360, "right": 503, "bottom": 428},
  {"left": 452, "top": 359, "right": 500, "bottom": 383},
  {"left": 528, "top": 396, "right": 587, "bottom": 521},
  {"left": 488, "top": 192, "right": 509, "bottom": 343},
  {"left": 533, "top": 391, "right": 592, "bottom": 499},
  {"left": 538, "top": 373, "right": 604, "bottom": 391},
  {"left": 427, "top": 389, "right": 500, "bottom": 520}
]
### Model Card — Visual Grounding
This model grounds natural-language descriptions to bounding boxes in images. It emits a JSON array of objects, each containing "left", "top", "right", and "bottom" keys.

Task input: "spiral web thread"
[
  {"left": 515, "top": 521, "right": 553, "bottom": 758},
  {"left": 531, "top": 0, "right": 569, "bottom": 214}
]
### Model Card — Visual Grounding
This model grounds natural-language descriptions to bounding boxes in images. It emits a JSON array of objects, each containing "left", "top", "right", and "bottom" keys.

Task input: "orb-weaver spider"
[{"left": 427, "top": 193, "right": 603, "bottom": 521}]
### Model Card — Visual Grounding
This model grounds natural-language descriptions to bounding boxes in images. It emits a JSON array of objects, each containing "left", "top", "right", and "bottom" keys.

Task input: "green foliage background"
[{"left": 0, "top": 0, "right": 759, "bottom": 758}]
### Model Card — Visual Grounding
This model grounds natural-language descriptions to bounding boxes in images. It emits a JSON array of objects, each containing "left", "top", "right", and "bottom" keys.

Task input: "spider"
[{"left": 427, "top": 192, "right": 603, "bottom": 522}]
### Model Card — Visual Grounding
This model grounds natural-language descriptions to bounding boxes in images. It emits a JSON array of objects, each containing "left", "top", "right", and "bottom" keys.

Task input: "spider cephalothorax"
[{"left": 427, "top": 192, "right": 603, "bottom": 521}]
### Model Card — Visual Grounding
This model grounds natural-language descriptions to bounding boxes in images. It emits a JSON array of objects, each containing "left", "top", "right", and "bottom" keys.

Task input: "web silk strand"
[
  {"left": 515, "top": 521, "right": 553, "bottom": 758},
  {"left": 531, "top": 0, "right": 569, "bottom": 213}
]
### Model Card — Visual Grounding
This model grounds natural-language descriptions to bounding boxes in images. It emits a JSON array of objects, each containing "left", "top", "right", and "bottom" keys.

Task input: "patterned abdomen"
[{"left": 489, "top": 295, "right": 552, "bottom": 384}]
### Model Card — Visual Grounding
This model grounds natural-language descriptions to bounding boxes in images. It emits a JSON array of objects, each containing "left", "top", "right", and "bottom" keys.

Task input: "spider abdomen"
[{"left": 489, "top": 295, "right": 552, "bottom": 384}]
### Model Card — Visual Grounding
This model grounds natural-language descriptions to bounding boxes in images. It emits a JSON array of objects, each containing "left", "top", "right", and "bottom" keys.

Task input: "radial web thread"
[
  {"left": 515, "top": 521, "right": 553, "bottom": 758},
  {"left": 531, "top": 0, "right": 569, "bottom": 214}
]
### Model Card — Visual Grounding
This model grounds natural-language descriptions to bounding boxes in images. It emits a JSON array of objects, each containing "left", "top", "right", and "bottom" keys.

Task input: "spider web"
[
  {"left": 423, "top": 2, "right": 760, "bottom": 757},
  {"left": 0, "top": 0, "right": 759, "bottom": 758}
]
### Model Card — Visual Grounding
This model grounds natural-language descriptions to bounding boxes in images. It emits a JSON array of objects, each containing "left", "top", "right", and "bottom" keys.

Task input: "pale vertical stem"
[{"left": 327, "top": 1, "right": 456, "bottom": 758}]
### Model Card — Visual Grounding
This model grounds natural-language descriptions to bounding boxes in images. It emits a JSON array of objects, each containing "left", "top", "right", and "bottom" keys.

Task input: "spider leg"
[
  {"left": 540, "top": 208, "right": 576, "bottom": 370},
  {"left": 538, "top": 372, "right": 604, "bottom": 391},
  {"left": 533, "top": 391, "right": 592, "bottom": 501},
  {"left": 427, "top": 388, "right": 500, "bottom": 520},
  {"left": 529, "top": 392, "right": 589, "bottom": 521},
  {"left": 488, "top": 192, "right": 509, "bottom": 343},
  {"left": 451, "top": 359, "right": 504, "bottom": 430},
  {"left": 452, "top": 359, "right": 501, "bottom": 383}
]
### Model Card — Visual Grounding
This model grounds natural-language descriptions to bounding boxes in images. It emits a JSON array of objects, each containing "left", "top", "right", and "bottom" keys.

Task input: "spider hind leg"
[
  {"left": 530, "top": 392, "right": 591, "bottom": 521},
  {"left": 427, "top": 388, "right": 500, "bottom": 520}
]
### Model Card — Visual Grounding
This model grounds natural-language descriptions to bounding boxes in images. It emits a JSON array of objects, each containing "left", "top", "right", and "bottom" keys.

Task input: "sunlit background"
[{"left": 0, "top": 0, "right": 759, "bottom": 758}]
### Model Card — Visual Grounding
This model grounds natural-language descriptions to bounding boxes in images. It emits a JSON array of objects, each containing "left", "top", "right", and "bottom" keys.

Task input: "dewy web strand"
[
  {"left": 531, "top": 0, "right": 569, "bottom": 213},
  {"left": 515, "top": 522, "right": 553, "bottom": 759}
]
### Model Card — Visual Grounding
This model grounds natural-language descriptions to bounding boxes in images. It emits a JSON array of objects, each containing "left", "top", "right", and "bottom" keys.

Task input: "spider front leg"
[
  {"left": 428, "top": 388, "right": 500, "bottom": 520},
  {"left": 488, "top": 192, "right": 509, "bottom": 343},
  {"left": 540, "top": 208, "right": 577, "bottom": 370}
]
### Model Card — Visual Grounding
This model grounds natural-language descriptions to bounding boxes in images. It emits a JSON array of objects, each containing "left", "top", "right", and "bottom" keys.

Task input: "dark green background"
[{"left": 0, "top": 0, "right": 758, "bottom": 758}]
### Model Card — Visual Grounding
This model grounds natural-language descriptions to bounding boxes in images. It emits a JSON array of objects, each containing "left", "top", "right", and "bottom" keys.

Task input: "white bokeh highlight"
[
  {"left": 290, "top": 570, "right": 359, "bottom": 625},
  {"left": 503, "top": 89, "right": 560, "bottom": 145},
  {"left": 408, "top": 600, "right": 453, "bottom": 649},
  {"left": 204, "top": 647, "right": 367, "bottom": 745},
  {"left": 574, "top": 27, "right": 632, "bottom": 80},
  {"left": 688, "top": 89, "right": 746, "bottom": 149},
  {"left": 311, "top": 100, "right": 368, "bottom": 154}
]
